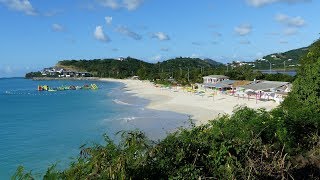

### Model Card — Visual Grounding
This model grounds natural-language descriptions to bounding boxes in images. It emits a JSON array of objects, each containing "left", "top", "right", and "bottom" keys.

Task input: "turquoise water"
[{"left": 0, "top": 78, "right": 189, "bottom": 179}]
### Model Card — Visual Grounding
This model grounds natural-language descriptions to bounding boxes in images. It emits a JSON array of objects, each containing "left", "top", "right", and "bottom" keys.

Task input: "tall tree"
[{"left": 281, "top": 39, "right": 320, "bottom": 149}]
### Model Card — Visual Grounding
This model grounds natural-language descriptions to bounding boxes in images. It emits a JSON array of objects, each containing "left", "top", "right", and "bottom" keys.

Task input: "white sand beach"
[{"left": 100, "top": 78, "right": 278, "bottom": 125}]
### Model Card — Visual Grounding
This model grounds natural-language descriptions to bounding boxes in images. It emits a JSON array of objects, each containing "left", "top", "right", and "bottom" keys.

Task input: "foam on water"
[{"left": 112, "top": 99, "right": 132, "bottom": 106}]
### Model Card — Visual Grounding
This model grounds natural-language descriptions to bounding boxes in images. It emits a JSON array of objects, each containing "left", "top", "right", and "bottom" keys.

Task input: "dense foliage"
[
  {"left": 25, "top": 71, "right": 42, "bottom": 78},
  {"left": 57, "top": 57, "right": 226, "bottom": 85},
  {"left": 225, "top": 65, "right": 295, "bottom": 82},
  {"left": 27, "top": 57, "right": 295, "bottom": 84},
  {"left": 14, "top": 40, "right": 320, "bottom": 179},
  {"left": 254, "top": 46, "right": 309, "bottom": 70}
]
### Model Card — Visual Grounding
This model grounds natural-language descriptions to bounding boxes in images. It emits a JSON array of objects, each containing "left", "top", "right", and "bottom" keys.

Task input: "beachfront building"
[
  {"left": 241, "top": 80, "right": 290, "bottom": 92},
  {"left": 41, "top": 67, "right": 65, "bottom": 76},
  {"left": 41, "top": 67, "right": 92, "bottom": 78},
  {"left": 240, "top": 80, "right": 291, "bottom": 103},
  {"left": 203, "top": 79, "right": 235, "bottom": 90},
  {"left": 131, "top": 76, "right": 139, "bottom": 80},
  {"left": 203, "top": 75, "right": 229, "bottom": 84}
]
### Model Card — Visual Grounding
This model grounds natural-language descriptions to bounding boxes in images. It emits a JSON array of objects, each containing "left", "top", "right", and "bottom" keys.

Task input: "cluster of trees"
[
  {"left": 25, "top": 72, "right": 42, "bottom": 78},
  {"left": 14, "top": 40, "right": 320, "bottom": 179},
  {"left": 57, "top": 57, "right": 227, "bottom": 85},
  {"left": 27, "top": 56, "right": 295, "bottom": 84}
]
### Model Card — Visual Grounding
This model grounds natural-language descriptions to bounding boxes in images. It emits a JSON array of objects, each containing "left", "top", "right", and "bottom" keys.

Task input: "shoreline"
[{"left": 99, "top": 78, "right": 279, "bottom": 125}]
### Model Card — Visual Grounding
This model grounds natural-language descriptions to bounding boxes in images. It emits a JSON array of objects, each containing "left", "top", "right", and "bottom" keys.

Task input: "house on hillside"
[
  {"left": 203, "top": 75, "right": 229, "bottom": 84},
  {"left": 41, "top": 67, "right": 65, "bottom": 76}
]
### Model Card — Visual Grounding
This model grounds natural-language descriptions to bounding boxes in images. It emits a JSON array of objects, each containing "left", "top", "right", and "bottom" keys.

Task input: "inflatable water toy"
[{"left": 37, "top": 84, "right": 98, "bottom": 92}]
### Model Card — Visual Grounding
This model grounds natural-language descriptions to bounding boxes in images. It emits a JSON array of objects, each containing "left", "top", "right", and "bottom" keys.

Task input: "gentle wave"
[
  {"left": 121, "top": 116, "right": 137, "bottom": 121},
  {"left": 112, "top": 99, "right": 132, "bottom": 106}
]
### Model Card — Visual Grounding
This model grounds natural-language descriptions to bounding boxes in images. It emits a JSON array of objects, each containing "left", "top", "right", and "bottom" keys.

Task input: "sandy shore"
[{"left": 100, "top": 78, "right": 278, "bottom": 125}]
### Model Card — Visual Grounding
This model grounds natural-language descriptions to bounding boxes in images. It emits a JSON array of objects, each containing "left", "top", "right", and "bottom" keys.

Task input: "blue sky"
[{"left": 0, "top": 0, "right": 319, "bottom": 77}]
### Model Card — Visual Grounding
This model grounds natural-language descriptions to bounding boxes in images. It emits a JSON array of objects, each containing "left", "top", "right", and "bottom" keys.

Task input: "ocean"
[
  {"left": 0, "top": 78, "right": 189, "bottom": 179},
  {"left": 258, "top": 70, "right": 297, "bottom": 76}
]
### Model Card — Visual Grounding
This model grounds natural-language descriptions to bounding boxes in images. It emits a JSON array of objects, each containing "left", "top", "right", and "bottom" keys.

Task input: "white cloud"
[
  {"left": 246, "top": 0, "right": 311, "bottom": 7},
  {"left": 98, "top": 0, "right": 119, "bottom": 9},
  {"left": 123, "top": 0, "right": 144, "bottom": 10},
  {"left": 234, "top": 24, "right": 252, "bottom": 36},
  {"left": 94, "top": 26, "right": 110, "bottom": 42},
  {"left": 97, "top": 0, "right": 144, "bottom": 10},
  {"left": 275, "top": 13, "right": 305, "bottom": 27},
  {"left": 0, "top": 0, "right": 36, "bottom": 15},
  {"left": 151, "top": 55, "right": 162, "bottom": 61},
  {"left": 275, "top": 13, "right": 288, "bottom": 22},
  {"left": 152, "top": 32, "right": 170, "bottom": 41},
  {"left": 105, "top": 16, "right": 113, "bottom": 25},
  {"left": 116, "top": 26, "right": 142, "bottom": 40},
  {"left": 283, "top": 27, "right": 298, "bottom": 35},
  {"left": 52, "top": 24, "right": 64, "bottom": 32}
]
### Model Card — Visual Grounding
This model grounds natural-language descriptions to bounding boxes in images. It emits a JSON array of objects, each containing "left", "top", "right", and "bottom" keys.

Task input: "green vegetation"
[
  {"left": 25, "top": 71, "right": 42, "bottom": 78},
  {"left": 27, "top": 56, "right": 296, "bottom": 84},
  {"left": 14, "top": 40, "right": 320, "bottom": 179},
  {"left": 225, "top": 65, "right": 295, "bottom": 82},
  {"left": 58, "top": 57, "right": 226, "bottom": 85},
  {"left": 254, "top": 46, "right": 309, "bottom": 70}
]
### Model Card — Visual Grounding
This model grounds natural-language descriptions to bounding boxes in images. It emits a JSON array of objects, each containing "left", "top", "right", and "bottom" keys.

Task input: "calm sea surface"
[
  {"left": 258, "top": 70, "right": 297, "bottom": 76},
  {"left": 0, "top": 78, "right": 189, "bottom": 179}
]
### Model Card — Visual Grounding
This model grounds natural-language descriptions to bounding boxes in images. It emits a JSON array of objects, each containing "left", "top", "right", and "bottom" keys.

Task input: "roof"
[
  {"left": 241, "top": 81, "right": 290, "bottom": 91},
  {"left": 204, "top": 83, "right": 230, "bottom": 88},
  {"left": 275, "top": 92, "right": 289, "bottom": 95},
  {"left": 232, "top": 80, "right": 252, "bottom": 87},
  {"left": 204, "top": 80, "right": 236, "bottom": 89},
  {"left": 203, "top": 75, "right": 229, "bottom": 79},
  {"left": 220, "top": 80, "right": 236, "bottom": 85}
]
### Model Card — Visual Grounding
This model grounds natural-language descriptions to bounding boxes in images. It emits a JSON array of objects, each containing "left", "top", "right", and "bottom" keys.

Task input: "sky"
[{"left": 0, "top": 0, "right": 319, "bottom": 77}]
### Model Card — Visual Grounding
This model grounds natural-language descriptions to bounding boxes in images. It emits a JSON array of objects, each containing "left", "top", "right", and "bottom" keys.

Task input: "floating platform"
[{"left": 38, "top": 84, "right": 98, "bottom": 91}]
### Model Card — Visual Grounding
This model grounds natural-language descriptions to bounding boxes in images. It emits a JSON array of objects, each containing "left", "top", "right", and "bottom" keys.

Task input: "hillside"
[
  {"left": 55, "top": 57, "right": 224, "bottom": 82},
  {"left": 254, "top": 46, "right": 309, "bottom": 70},
  {"left": 57, "top": 57, "right": 153, "bottom": 79},
  {"left": 157, "top": 57, "right": 222, "bottom": 70}
]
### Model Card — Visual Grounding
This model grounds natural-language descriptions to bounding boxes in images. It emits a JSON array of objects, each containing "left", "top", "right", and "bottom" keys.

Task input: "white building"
[{"left": 203, "top": 75, "right": 229, "bottom": 84}]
